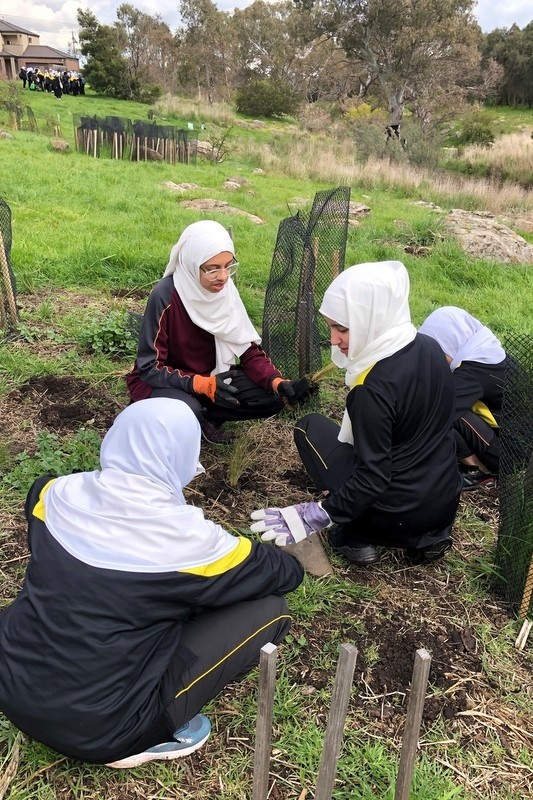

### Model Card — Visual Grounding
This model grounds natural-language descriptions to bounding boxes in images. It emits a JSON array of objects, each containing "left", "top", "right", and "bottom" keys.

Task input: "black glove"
[
  {"left": 191, "top": 370, "right": 240, "bottom": 407},
  {"left": 277, "top": 378, "right": 314, "bottom": 406}
]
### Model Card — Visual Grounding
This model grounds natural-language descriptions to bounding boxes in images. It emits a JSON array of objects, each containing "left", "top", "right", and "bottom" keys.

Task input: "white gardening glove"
[{"left": 250, "top": 502, "right": 332, "bottom": 546}]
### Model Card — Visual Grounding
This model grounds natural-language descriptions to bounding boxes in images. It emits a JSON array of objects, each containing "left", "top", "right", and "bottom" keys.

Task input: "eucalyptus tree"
[
  {"left": 114, "top": 4, "right": 176, "bottom": 93},
  {"left": 77, "top": 10, "right": 131, "bottom": 98},
  {"left": 483, "top": 23, "right": 533, "bottom": 106},
  {"left": 295, "top": 0, "right": 482, "bottom": 124},
  {"left": 178, "top": 0, "right": 236, "bottom": 101},
  {"left": 231, "top": 0, "right": 351, "bottom": 100}
]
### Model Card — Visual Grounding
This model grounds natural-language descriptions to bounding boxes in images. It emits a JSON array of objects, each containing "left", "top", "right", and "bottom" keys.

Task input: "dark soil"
[{"left": 14, "top": 374, "right": 120, "bottom": 434}]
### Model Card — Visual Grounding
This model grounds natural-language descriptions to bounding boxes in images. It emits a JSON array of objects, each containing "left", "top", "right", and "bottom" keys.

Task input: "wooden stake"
[
  {"left": 314, "top": 643, "right": 358, "bottom": 800},
  {"left": 0, "top": 230, "right": 18, "bottom": 327},
  {"left": 519, "top": 555, "right": 533, "bottom": 619},
  {"left": 515, "top": 619, "right": 532, "bottom": 651},
  {"left": 394, "top": 648, "right": 432, "bottom": 800},
  {"left": 252, "top": 643, "right": 278, "bottom": 800},
  {"left": 332, "top": 248, "right": 340, "bottom": 278}
]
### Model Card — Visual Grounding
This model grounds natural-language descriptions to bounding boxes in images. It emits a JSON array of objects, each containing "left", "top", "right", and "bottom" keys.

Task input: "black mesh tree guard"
[
  {"left": 24, "top": 106, "right": 39, "bottom": 133},
  {"left": 0, "top": 198, "right": 18, "bottom": 335},
  {"left": 100, "top": 116, "right": 132, "bottom": 159},
  {"left": 72, "top": 116, "right": 193, "bottom": 165},
  {"left": 73, "top": 115, "right": 101, "bottom": 157},
  {"left": 131, "top": 121, "right": 192, "bottom": 164},
  {"left": 494, "top": 333, "right": 533, "bottom": 617},
  {"left": 261, "top": 187, "right": 351, "bottom": 379}
]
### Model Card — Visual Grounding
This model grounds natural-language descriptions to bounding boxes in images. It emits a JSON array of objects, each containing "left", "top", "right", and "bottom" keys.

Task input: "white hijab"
[
  {"left": 418, "top": 306, "right": 505, "bottom": 371},
  {"left": 162, "top": 220, "right": 260, "bottom": 373},
  {"left": 319, "top": 261, "right": 417, "bottom": 444},
  {"left": 43, "top": 399, "right": 240, "bottom": 572}
]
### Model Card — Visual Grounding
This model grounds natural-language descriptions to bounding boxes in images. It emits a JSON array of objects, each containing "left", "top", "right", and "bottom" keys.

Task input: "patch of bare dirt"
[{"left": 16, "top": 375, "right": 119, "bottom": 434}]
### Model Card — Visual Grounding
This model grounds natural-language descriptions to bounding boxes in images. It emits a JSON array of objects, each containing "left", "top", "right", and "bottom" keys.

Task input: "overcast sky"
[{"left": 3, "top": 0, "right": 532, "bottom": 54}]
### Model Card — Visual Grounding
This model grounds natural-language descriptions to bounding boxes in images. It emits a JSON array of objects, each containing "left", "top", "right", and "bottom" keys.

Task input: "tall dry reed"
[{"left": 238, "top": 134, "right": 533, "bottom": 214}]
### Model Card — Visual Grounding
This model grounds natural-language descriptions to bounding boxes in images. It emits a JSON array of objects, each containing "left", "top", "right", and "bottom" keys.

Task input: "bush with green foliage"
[
  {"left": 455, "top": 110, "right": 495, "bottom": 148},
  {"left": 77, "top": 310, "right": 139, "bottom": 359},
  {"left": 2, "top": 428, "right": 101, "bottom": 494},
  {"left": 236, "top": 79, "right": 301, "bottom": 118}
]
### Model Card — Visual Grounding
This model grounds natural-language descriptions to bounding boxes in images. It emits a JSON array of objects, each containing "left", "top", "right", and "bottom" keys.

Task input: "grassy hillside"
[{"left": 0, "top": 91, "right": 532, "bottom": 800}]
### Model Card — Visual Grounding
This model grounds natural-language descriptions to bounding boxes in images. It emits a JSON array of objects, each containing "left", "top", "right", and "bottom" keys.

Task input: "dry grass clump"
[
  {"left": 461, "top": 131, "right": 533, "bottom": 172},
  {"left": 239, "top": 134, "right": 533, "bottom": 214},
  {"left": 154, "top": 93, "right": 236, "bottom": 126}
]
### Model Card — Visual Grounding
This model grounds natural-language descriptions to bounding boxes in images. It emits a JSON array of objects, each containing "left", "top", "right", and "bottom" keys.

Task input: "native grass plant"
[
  {"left": 237, "top": 132, "right": 533, "bottom": 215},
  {"left": 227, "top": 428, "right": 257, "bottom": 487}
]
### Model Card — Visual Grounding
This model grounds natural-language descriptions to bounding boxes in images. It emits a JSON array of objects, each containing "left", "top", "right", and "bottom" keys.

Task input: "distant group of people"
[
  {"left": 0, "top": 219, "right": 510, "bottom": 770},
  {"left": 18, "top": 66, "right": 85, "bottom": 99}
]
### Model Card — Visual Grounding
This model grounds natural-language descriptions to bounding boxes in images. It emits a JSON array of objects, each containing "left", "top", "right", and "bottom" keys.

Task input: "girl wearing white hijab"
[
  {"left": 254, "top": 262, "right": 461, "bottom": 566},
  {"left": 0, "top": 399, "right": 303, "bottom": 768},
  {"left": 418, "top": 306, "right": 507, "bottom": 488},
  {"left": 126, "top": 220, "right": 310, "bottom": 444}
]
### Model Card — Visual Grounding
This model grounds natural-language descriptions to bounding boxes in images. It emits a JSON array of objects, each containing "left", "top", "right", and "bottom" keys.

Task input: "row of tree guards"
[{"left": 72, "top": 116, "right": 198, "bottom": 164}]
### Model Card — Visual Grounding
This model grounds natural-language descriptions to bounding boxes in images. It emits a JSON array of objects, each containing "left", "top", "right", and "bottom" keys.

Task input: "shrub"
[
  {"left": 344, "top": 101, "right": 385, "bottom": 125},
  {"left": 455, "top": 110, "right": 495, "bottom": 148},
  {"left": 298, "top": 103, "right": 334, "bottom": 132},
  {"left": 235, "top": 79, "right": 301, "bottom": 118},
  {"left": 3, "top": 428, "right": 102, "bottom": 493},
  {"left": 77, "top": 310, "right": 139, "bottom": 359}
]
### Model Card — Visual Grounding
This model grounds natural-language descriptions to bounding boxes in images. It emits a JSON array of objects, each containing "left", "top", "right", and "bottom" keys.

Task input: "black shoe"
[
  {"left": 200, "top": 418, "right": 233, "bottom": 445},
  {"left": 405, "top": 538, "right": 452, "bottom": 565},
  {"left": 461, "top": 470, "right": 497, "bottom": 491},
  {"left": 328, "top": 526, "right": 380, "bottom": 566}
]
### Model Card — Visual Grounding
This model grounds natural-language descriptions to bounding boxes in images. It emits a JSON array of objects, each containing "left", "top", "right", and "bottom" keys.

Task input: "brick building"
[{"left": 0, "top": 19, "right": 79, "bottom": 80}]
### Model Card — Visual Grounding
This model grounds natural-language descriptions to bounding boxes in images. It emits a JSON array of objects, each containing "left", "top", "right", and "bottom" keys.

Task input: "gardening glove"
[
  {"left": 191, "top": 370, "right": 240, "bottom": 407},
  {"left": 272, "top": 377, "right": 314, "bottom": 406},
  {"left": 250, "top": 501, "right": 332, "bottom": 546}
]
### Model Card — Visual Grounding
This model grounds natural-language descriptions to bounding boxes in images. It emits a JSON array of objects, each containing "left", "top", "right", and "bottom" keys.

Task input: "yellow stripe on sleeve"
[
  {"left": 32, "top": 479, "right": 57, "bottom": 521},
  {"left": 351, "top": 364, "right": 375, "bottom": 387},
  {"left": 180, "top": 536, "right": 252, "bottom": 576},
  {"left": 471, "top": 400, "right": 498, "bottom": 428}
]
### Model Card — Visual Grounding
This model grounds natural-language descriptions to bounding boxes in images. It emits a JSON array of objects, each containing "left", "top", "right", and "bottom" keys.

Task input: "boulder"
[
  {"left": 161, "top": 181, "right": 201, "bottom": 193},
  {"left": 179, "top": 198, "right": 264, "bottom": 224},
  {"left": 50, "top": 139, "right": 70, "bottom": 152},
  {"left": 445, "top": 209, "right": 533, "bottom": 265}
]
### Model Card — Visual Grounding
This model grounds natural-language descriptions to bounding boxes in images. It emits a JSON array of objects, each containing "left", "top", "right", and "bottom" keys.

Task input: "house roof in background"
[
  {"left": 0, "top": 19, "right": 39, "bottom": 37},
  {"left": 23, "top": 45, "right": 75, "bottom": 60}
]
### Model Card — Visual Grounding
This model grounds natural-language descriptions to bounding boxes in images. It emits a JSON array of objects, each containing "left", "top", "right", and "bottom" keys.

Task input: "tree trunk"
[{"left": 388, "top": 88, "right": 404, "bottom": 126}]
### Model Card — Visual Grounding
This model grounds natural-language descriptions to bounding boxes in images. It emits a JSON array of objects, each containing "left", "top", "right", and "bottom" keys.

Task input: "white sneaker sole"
[{"left": 105, "top": 731, "right": 210, "bottom": 769}]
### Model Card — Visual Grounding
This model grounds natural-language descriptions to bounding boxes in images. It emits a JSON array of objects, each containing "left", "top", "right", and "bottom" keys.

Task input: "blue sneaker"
[{"left": 106, "top": 714, "right": 211, "bottom": 768}]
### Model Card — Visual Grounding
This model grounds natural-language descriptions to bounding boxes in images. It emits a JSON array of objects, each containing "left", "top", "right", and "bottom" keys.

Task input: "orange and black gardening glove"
[
  {"left": 272, "top": 377, "right": 313, "bottom": 406},
  {"left": 191, "top": 370, "right": 240, "bottom": 407}
]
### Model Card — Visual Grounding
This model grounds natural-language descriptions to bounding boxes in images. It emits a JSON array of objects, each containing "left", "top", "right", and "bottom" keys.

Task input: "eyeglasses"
[{"left": 199, "top": 260, "right": 239, "bottom": 280}]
